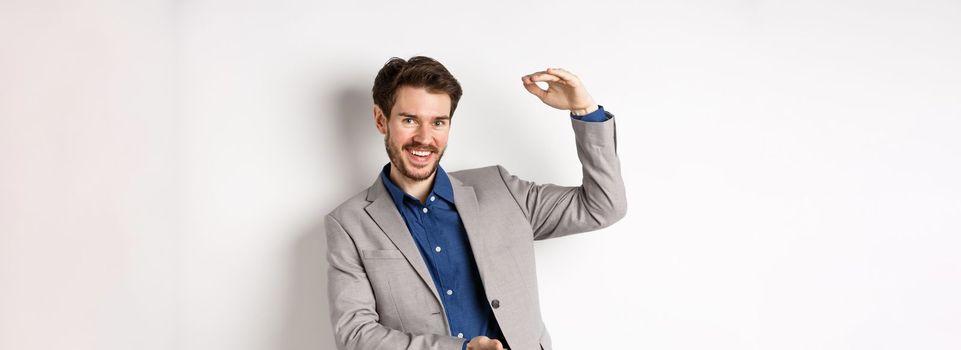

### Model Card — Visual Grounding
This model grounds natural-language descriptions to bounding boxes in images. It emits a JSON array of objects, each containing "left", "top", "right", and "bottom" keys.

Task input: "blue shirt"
[{"left": 380, "top": 106, "right": 609, "bottom": 349}]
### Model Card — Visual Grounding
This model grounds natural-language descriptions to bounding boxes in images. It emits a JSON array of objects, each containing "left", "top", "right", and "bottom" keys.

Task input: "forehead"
[{"left": 390, "top": 85, "right": 452, "bottom": 117}]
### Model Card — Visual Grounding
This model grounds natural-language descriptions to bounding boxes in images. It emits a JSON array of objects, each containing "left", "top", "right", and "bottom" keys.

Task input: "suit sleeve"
[
  {"left": 325, "top": 215, "right": 467, "bottom": 350},
  {"left": 498, "top": 112, "right": 627, "bottom": 240}
]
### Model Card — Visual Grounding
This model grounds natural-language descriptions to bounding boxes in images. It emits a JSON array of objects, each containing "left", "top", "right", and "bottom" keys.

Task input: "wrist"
[{"left": 570, "top": 104, "right": 599, "bottom": 116}]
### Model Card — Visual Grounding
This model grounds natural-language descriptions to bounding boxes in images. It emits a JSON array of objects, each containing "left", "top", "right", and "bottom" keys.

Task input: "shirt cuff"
[
  {"left": 462, "top": 340, "right": 469, "bottom": 350},
  {"left": 571, "top": 104, "right": 608, "bottom": 122}
]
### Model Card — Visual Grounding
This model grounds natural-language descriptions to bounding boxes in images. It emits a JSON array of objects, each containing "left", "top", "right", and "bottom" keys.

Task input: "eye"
[
  {"left": 402, "top": 118, "right": 416, "bottom": 125},
  {"left": 433, "top": 120, "right": 447, "bottom": 127}
]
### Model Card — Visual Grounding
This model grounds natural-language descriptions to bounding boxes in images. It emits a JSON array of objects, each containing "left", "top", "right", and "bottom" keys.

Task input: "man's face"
[{"left": 375, "top": 85, "right": 452, "bottom": 182}]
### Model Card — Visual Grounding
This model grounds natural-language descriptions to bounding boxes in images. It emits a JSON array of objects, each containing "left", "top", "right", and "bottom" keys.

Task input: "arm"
[
  {"left": 325, "top": 215, "right": 467, "bottom": 350},
  {"left": 509, "top": 68, "right": 627, "bottom": 239},
  {"left": 498, "top": 114, "right": 626, "bottom": 240}
]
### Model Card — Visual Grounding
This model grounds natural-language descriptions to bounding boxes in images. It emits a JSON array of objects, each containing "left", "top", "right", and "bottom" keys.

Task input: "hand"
[
  {"left": 467, "top": 335, "right": 505, "bottom": 350},
  {"left": 522, "top": 67, "right": 598, "bottom": 116}
]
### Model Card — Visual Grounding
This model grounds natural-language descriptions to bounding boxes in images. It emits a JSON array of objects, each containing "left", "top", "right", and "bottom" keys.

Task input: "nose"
[{"left": 412, "top": 124, "right": 432, "bottom": 144}]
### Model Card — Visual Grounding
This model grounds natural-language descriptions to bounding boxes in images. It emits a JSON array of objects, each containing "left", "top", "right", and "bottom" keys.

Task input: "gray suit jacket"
[{"left": 325, "top": 115, "right": 626, "bottom": 350}]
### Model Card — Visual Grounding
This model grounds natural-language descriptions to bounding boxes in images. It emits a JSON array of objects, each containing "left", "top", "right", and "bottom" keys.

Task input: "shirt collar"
[{"left": 379, "top": 163, "right": 455, "bottom": 207}]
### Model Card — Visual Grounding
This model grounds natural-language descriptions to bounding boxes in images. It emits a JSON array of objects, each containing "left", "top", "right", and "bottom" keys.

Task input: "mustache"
[{"left": 403, "top": 143, "right": 438, "bottom": 153}]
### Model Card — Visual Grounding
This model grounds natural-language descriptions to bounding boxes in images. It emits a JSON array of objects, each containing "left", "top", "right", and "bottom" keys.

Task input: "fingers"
[
  {"left": 522, "top": 78, "right": 548, "bottom": 99},
  {"left": 545, "top": 67, "right": 580, "bottom": 87},
  {"left": 467, "top": 336, "right": 506, "bottom": 350},
  {"left": 521, "top": 67, "right": 580, "bottom": 100},
  {"left": 468, "top": 336, "right": 493, "bottom": 350},
  {"left": 526, "top": 72, "right": 561, "bottom": 83},
  {"left": 523, "top": 68, "right": 578, "bottom": 83},
  {"left": 521, "top": 70, "right": 562, "bottom": 99}
]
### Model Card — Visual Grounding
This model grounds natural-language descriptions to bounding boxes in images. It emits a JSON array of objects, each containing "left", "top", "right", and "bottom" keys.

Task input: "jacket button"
[{"left": 491, "top": 299, "right": 500, "bottom": 309}]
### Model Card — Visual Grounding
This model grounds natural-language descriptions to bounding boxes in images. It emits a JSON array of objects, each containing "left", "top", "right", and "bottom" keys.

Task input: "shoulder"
[
  {"left": 325, "top": 187, "right": 370, "bottom": 223},
  {"left": 447, "top": 165, "right": 512, "bottom": 187}
]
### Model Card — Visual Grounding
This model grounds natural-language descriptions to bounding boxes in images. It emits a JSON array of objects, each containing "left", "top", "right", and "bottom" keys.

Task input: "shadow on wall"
[
  {"left": 282, "top": 221, "right": 333, "bottom": 350},
  {"left": 334, "top": 86, "right": 384, "bottom": 191},
  {"left": 280, "top": 84, "right": 374, "bottom": 350}
]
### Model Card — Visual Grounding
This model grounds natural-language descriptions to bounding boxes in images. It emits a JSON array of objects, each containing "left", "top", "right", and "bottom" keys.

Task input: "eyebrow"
[{"left": 397, "top": 112, "right": 450, "bottom": 120}]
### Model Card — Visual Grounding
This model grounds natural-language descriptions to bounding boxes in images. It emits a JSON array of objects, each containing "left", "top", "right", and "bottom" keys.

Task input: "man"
[{"left": 325, "top": 56, "right": 626, "bottom": 350}]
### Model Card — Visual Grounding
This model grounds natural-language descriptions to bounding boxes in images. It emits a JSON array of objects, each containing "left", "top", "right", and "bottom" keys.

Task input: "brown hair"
[{"left": 372, "top": 56, "right": 463, "bottom": 119}]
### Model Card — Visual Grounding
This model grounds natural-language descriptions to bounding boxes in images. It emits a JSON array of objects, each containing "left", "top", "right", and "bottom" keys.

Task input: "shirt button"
[
  {"left": 491, "top": 299, "right": 500, "bottom": 309},
  {"left": 435, "top": 246, "right": 442, "bottom": 253},
  {"left": 446, "top": 289, "right": 453, "bottom": 296},
  {"left": 422, "top": 207, "right": 428, "bottom": 213},
  {"left": 457, "top": 333, "right": 464, "bottom": 338},
  {"left": 430, "top": 196, "right": 436, "bottom": 202}
]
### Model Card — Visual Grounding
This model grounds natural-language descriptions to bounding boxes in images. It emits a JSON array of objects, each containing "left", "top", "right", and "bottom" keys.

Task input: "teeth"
[{"left": 411, "top": 150, "right": 431, "bottom": 157}]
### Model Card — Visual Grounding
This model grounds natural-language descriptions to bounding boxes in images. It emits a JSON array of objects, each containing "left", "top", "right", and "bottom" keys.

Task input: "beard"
[{"left": 384, "top": 130, "right": 445, "bottom": 182}]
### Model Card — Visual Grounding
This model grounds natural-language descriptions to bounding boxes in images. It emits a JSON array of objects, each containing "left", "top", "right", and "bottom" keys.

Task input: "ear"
[{"left": 373, "top": 105, "right": 388, "bottom": 135}]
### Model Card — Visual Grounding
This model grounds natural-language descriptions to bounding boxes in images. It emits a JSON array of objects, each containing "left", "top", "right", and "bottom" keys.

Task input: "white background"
[{"left": 2, "top": 0, "right": 959, "bottom": 349}]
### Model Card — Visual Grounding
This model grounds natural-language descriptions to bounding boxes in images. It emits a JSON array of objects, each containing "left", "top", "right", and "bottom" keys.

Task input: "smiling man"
[{"left": 325, "top": 56, "right": 626, "bottom": 350}]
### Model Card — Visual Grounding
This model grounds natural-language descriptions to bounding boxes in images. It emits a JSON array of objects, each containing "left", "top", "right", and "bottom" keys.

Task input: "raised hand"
[{"left": 522, "top": 67, "right": 598, "bottom": 116}]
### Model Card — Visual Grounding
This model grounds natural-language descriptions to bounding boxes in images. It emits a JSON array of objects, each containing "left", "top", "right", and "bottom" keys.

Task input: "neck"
[{"left": 388, "top": 165, "right": 435, "bottom": 203}]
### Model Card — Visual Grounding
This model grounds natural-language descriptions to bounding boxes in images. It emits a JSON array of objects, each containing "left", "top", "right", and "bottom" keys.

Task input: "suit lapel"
[
  {"left": 364, "top": 178, "right": 441, "bottom": 302},
  {"left": 450, "top": 176, "right": 497, "bottom": 288}
]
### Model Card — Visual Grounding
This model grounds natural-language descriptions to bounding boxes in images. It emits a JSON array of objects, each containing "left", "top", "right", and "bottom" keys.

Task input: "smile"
[{"left": 406, "top": 148, "right": 434, "bottom": 164}]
